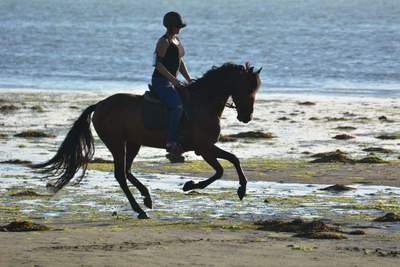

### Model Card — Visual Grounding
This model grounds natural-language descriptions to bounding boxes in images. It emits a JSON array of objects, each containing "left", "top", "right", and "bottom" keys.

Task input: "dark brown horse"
[{"left": 33, "top": 62, "right": 262, "bottom": 219}]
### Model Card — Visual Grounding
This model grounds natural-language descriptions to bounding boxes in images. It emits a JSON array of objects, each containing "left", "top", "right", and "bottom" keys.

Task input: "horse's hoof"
[
  {"left": 144, "top": 197, "right": 153, "bottom": 209},
  {"left": 183, "top": 180, "right": 195, "bottom": 192},
  {"left": 137, "top": 212, "right": 150, "bottom": 220},
  {"left": 237, "top": 186, "right": 246, "bottom": 200}
]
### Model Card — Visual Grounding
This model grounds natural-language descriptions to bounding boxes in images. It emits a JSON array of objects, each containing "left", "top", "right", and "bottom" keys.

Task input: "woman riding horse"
[
  {"left": 33, "top": 63, "right": 261, "bottom": 219},
  {"left": 151, "top": 11, "right": 192, "bottom": 156}
]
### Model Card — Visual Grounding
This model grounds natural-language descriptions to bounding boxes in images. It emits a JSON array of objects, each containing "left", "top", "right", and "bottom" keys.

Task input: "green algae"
[{"left": 88, "top": 158, "right": 307, "bottom": 174}]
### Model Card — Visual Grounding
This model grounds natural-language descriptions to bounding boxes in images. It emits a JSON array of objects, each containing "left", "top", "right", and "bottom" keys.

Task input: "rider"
[{"left": 151, "top": 11, "right": 192, "bottom": 156}]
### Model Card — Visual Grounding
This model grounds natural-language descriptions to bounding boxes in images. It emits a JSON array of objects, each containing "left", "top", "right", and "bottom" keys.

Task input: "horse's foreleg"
[
  {"left": 183, "top": 147, "right": 223, "bottom": 191},
  {"left": 213, "top": 145, "right": 247, "bottom": 200},
  {"left": 125, "top": 142, "right": 152, "bottom": 209}
]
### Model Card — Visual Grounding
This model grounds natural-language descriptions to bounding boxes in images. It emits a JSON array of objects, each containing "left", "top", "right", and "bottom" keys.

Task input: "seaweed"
[
  {"left": 31, "top": 105, "right": 44, "bottom": 112},
  {"left": 356, "top": 156, "right": 388, "bottom": 164},
  {"left": 378, "top": 116, "right": 395, "bottom": 123},
  {"left": 335, "top": 126, "right": 357, "bottom": 130},
  {"left": 373, "top": 213, "right": 400, "bottom": 222},
  {"left": 362, "top": 147, "right": 393, "bottom": 154},
  {"left": 255, "top": 219, "right": 339, "bottom": 233},
  {"left": 0, "top": 159, "right": 32, "bottom": 165},
  {"left": 0, "top": 104, "right": 19, "bottom": 113},
  {"left": 376, "top": 134, "right": 400, "bottom": 140},
  {"left": 297, "top": 101, "right": 316, "bottom": 106},
  {"left": 310, "top": 150, "right": 354, "bottom": 163},
  {"left": 14, "top": 130, "right": 55, "bottom": 138},
  {"left": 227, "top": 131, "right": 275, "bottom": 139},
  {"left": 0, "top": 221, "right": 50, "bottom": 232},
  {"left": 10, "top": 190, "right": 50, "bottom": 197},
  {"left": 90, "top": 157, "right": 114, "bottom": 164},
  {"left": 319, "top": 184, "right": 355, "bottom": 192},
  {"left": 333, "top": 134, "right": 355, "bottom": 140}
]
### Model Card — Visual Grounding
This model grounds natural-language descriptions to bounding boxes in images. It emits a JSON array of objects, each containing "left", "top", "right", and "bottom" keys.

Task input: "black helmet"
[{"left": 163, "top": 11, "right": 186, "bottom": 29}]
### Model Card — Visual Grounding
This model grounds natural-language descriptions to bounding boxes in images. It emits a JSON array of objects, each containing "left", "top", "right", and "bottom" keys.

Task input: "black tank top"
[{"left": 152, "top": 36, "right": 180, "bottom": 78}]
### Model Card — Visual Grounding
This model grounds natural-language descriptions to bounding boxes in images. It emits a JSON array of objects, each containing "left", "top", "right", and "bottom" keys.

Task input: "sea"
[{"left": 0, "top": 0, "right": 399, "bottom": 96}]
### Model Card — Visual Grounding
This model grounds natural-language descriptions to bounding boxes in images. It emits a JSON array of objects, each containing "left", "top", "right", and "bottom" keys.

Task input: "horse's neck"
[{"left": 189, "top": 86, "right": 229, "bottom": 119}]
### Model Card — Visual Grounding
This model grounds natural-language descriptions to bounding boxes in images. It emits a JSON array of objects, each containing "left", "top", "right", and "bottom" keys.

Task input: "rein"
[{"left": 225, "top": 101, "right": 236, "bottom": 110}]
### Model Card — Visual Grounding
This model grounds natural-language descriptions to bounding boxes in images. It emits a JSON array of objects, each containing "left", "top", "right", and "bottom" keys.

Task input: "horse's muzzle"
[{"left": 237, "top": 113, "right": 253, "bottom": 123}]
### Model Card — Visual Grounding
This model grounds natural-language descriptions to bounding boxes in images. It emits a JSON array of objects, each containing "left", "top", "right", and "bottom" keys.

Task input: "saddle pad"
[{"left": 142, "top": 92, "right": 168, "bottom": 130}]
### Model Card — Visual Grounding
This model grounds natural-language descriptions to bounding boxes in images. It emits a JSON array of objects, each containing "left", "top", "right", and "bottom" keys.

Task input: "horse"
[{"left": 32, "top": 62, "right": 262, "bottom": 219}]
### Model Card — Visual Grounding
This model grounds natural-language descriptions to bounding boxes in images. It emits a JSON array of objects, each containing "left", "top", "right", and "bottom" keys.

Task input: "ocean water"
[{"left": 0, "top": 0, "right": 400, "bottom": 96}]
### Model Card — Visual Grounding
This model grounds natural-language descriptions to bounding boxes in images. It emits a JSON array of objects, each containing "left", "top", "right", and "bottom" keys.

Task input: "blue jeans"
[{"left": 151, "top": 76, "right": 183, "bottom": 143}]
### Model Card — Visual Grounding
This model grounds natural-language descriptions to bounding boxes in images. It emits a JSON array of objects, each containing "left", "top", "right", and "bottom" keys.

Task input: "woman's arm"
[
  {"left": 179, "top": 59, "right": 191, "bottom": 83},
  {"left": 154, "top": 38, "right": 182, "bottom": 87}
]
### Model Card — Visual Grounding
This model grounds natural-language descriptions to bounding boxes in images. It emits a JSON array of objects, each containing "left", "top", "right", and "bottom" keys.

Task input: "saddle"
[{"left": 141, "top": 85, "right": 191, "bottom": 130}]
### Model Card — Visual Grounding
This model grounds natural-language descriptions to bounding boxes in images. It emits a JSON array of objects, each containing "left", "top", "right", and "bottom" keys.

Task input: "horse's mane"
[{"left": 187, "top": 63, "right": 246, "bottom": 94}]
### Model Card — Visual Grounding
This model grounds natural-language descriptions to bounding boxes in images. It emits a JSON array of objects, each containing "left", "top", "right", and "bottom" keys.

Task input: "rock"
[
  {"left": 0, "top": 221, "right": 50, "bottom": 232},
  {"left": 14, "top": 130, "right": 55, "bottom": 138},
  {"left": 376, "top": 134, "right": 400, "bottom": 140},
  {"left": 0, "top": 133, "right": 8, "bottom": 139},
  {"left": 319, "top": 184, "right": 355, "bottom": 192},
  {"left": 298, "top": 101, "right": 316, "bottom": 106},
  {"left": 309, "top": 117, "right": 319, "bottom": 121},
  {"left": 362, "top": 147, "right": 393, "bottom": 154},
  {"left": 373, "top": 213, "right": 400, "bottom": 222},
  {"left": 333, "top": 134, "right": 355, "bottom": 140},
  {"left": 310, "top": 150, "right": 354, "bottom": 163}
]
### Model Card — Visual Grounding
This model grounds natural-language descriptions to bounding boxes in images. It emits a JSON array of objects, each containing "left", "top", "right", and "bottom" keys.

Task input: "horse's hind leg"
[
  {"left": 125, "top": 142, "right": 152, "bottom": 209},
  {"left": 182, "top": 146, "right": 224, "bottom": 192},
  {"left": 110, "top": 141, "right": 148, "bottom": 219}
]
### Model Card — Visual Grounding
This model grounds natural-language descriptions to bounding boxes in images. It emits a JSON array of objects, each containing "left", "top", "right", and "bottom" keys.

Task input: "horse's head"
[{"left": 230, "top": 62, "right": 262, "bottom": 123}]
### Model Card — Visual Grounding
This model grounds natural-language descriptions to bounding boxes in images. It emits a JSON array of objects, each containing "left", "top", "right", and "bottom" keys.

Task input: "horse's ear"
[{"left": 256, "top": 67, "right": 263, "bottom": 74}]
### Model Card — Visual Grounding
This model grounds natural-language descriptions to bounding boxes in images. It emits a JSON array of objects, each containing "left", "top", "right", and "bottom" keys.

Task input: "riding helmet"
[{"left": 163, "top": 11, "right": 186, "bottom": 28}]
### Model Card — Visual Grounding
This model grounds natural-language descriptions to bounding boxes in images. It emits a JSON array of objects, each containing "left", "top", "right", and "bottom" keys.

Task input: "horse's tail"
[{"left": 31, "top": 104, "right": 97, "bottom": 193}]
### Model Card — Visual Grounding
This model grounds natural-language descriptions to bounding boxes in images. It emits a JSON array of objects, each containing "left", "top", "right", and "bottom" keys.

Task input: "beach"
[
  {"left": 1, "top": 90, "right": 399, "bottom": 266},
  {"left": 1, "top": 1, "right": 400, "bottom": 265}
]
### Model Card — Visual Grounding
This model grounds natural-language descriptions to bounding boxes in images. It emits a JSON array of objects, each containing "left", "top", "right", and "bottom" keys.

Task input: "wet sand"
[{"left": 1, "top": 161, "right": 400, "bottom": 267}]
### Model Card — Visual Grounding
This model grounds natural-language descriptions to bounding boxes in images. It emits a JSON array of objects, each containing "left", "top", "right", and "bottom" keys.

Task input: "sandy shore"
[
  {"left": 1, "top": 218, "right": 399, "bottom": 267},
  {"left": 1, "top": 161, "right": 399, "bottom": 267}
]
